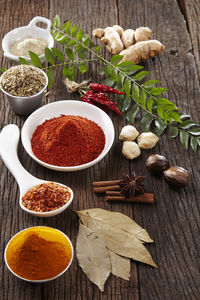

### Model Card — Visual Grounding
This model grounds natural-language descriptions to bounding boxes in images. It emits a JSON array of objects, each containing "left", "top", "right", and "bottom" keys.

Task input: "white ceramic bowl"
[
  {"left": 21, "top": 100, "right": 115, "bottom": 171},
  {"left": 5, "top": 226, "right": 74, "bottom": 282},
  {"left": 2, "top": 16, "right": 54, "bottom": 63}
]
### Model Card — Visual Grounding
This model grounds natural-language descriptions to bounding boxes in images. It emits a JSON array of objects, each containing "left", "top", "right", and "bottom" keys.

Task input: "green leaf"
[
  {"left": 65, "top": 48, "right": 75, "bottom": 60},
  {"left": 142, "top": 80, "right": 162, "bottom": 89},
  {"left": 52, "top": 15, "right": 60, "bottom": 28},
  {"left": 140, "top": 113, "right": 153, "bottom": 132},
  {"left": 125, "top": 65, "right": 144, "bottom": 75},
  {"left": 70, "top": 24, "right": 77, "bottom": 37},
  {"left": 133, "top": 71, "right": 150, "bottom": 81},
  {"left": 111, "top": 54, "right": 123, "bottom": 65},
  {"left": 150, "top": 87, "right": 168, "bottom": 96},
  {"left": 168, "top": 111, "right": 182, "bottom": 122},
  {"left": 123, "top": 96, "right": 131, "bottom": 111},
  {"left": 76, "top": 29, "right": 84, "bottom": 41},
  {"left": 67, "top": 40, "right": 77, "bottom": 47},
  {"left": 104, "top": 64, "right": 112, "bottom": 77},
  {"left": 29, "top": 51, "right": 42, "bottom": 68},
  {"left": 64, "top": 21, "right": 71, "bottom": 33},
  {"left": 18, "top": 57, "right": 29, "bottom": 65},
  {"left": 118, "top": 61, "right": 134, "bottom": 71},
  {"left": 157, "top": 104, "right": 164, "bottom": 119},
  {"left": 117, "top": 73, "right": 125, "bottom": 89},
  {"left": 132, "top": 84, "right": 139, "bottom": 102},
  {"left": 46, "top": 69, "right": 54, "bottom": 89},
  {"left": 110, "top": 67, "right": 117, "bottom": 82},
  {"left": 154, "top": 119, "right": 166, "bottom": 136},
  {"left": 156, "top": 98, "right": 177, "bottom": 110},
  {"left": 139, "top": 90, "right": 147, "bottom": 108},
  {"left": 190, "top": 136, "right": 198, "bottom": 153},
  {"left": 63, "top": 66, "right": 73, "bottom": 79},
  {"left": 179, "top": 120, "right": 198, "bottom": 129},
  {"left": 103, "top": 78, "right": 114, "bottom": 86},
  {"left": 70, "top": 64, "right": 77, "bottom": 80},
  {"left": 76, "top": 46, "right": 87, "bottom": 59},
  {"left": 96, "top": 46, "right": 100, "bottom": 54},
  {"left": 188, "top": 128, "right": 200, "bottom": 136},
  {"left": 167, "top": 126, "right": 179, "bottom": 138},
  {"left": 179, "top": 113, "right": 190, "bottom": 120},
  {"left": 147, "top": 97, "right": 154, "bottom": 113},
  {"left": 79, "top": 63, "right": 88, "bottom": 74},
  {"left": 126, "top": 104, "right": 139, "bottom": 124},
  {"left": 180, "top": 131, "right": 189, "bottom": 150},
  {"left": 51, "top": 48, "right": 64, "bottom": 62},
  {"left": 124, "top": 78, "right": 131, "bottom": 97},
  {"left": 99, "top": 68, "right": 105, "bottom": 76},
  {"left": 45, "top": 48, "right": 55, "bottom": 64},
  {"left": 197, "top": 138, "right": 200, "bottom": 146}
]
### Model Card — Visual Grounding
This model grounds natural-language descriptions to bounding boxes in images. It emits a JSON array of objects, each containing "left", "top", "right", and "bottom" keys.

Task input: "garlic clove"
[
  {"left": 163, "top": 166, "right": 190, "bottom": 188},
  {"left": 119, "top": 125, "right": 139, "bottom": 141},
  {"left": 122, "top": 141, "right": 141, "bottom": 159},
  {"left": 137, "top": 132, "right": 159, "bottom": 149}
]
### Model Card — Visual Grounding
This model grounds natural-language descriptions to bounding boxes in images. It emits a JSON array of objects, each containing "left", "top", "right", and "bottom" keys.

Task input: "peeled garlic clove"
[
  {"left": 119, "top": 125, "right": 139, "bottom": 141},
  {"left": 163, "top": 166, "right": 190, "bottom": 188},
  {"left": 137, "top": 132, "right": 159, "bottom": 149},
  {"left": 122, "top": 141, "right": 141, "bottom": 159}
]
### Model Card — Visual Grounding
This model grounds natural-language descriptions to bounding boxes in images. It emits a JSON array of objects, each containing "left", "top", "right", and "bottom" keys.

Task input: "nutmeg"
[
  {"left": 163, "top": 166, "right": 190, "bottom": 188},
  {"left": 146, "top": 154, "right": 169, "bottom": 174}
]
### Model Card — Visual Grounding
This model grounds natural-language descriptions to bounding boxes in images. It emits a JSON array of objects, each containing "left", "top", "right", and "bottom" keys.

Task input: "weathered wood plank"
[{"left": 118, "top": 0, "right": 200, "bottom": 299}]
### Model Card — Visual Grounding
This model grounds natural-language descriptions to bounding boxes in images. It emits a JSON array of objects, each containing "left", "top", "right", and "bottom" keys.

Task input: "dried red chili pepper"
[{"left": 89, "top": 83, "right": 126, "bottom": 95}]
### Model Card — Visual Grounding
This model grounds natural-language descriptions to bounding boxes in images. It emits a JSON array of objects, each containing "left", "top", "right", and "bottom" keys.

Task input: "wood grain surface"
[{"left": 0, "top": 1, "right": 200, "bottom": 300}]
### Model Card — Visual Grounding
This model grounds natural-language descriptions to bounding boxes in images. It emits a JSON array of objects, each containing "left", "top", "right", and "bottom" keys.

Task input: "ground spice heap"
[
  {"left": 31, "top": 115, "right": 105, "bottom": 166},
  {"left": 0, "top": 65, "right": 46, "bottom": 97},
  {"left": 22, "top": 182, "right": 71, "bottom": 212},
  {"left": 6, "top": 228, "right": 72, "bottom": 280}
]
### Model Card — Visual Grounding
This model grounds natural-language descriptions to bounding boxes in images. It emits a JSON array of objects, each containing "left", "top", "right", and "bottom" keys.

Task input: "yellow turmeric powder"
[{"left": 5, "top": 227, "right": 73, "bottom": 281}]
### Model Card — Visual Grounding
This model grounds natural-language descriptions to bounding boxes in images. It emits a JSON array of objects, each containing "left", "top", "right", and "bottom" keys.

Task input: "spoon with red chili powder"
[{"left": 0, "top": 124, "right": 73, "bottom": 217}]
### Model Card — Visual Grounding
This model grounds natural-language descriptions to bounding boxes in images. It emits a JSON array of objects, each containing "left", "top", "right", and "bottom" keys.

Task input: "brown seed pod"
[
  {"left": 146, "top": 154, "right": 169, "bottom": 174},
  {"left": 163, "top": 166, "right": 190, "bottom": 188}
]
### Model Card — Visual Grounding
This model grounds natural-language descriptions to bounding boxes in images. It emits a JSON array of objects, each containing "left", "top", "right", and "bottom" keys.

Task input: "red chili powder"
[{"left": 31, "top": 115, "right": 105, "bottom": 166}]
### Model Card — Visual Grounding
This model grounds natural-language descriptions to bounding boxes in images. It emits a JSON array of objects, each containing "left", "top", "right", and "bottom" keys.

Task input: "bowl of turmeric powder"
[
  {"left": 21, "top": 100, "right": 115, "bottom": 171},
  {"left": 5, "top": 226, "right": 73, "bottom": 282}
]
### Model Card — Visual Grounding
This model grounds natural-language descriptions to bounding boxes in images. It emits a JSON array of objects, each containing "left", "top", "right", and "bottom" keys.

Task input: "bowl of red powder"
[{"left": 21, "top": 100, "right": 115, "bottom": 171}]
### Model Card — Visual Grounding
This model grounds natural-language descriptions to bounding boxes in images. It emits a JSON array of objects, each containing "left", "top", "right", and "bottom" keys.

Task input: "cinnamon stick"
[
  {"left": 93, "top": 185, "right": 121, "bottom": 193},
  {"left": 92, "top": 180, "right": 121, "bottom": 187},
  {"left": 106, "top": 193, "right": 154, "bottom": 204}
]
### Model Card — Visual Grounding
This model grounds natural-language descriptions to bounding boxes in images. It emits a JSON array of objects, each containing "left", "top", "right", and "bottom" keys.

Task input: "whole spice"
[
  {"left": 119, "top": 125, "right": 139, "bottom": 141},
  {"left": 122, "top": 141, "right": 141, "bottom": 159},
  {"left": 89, "top": 83, "right": 126, "bottom": 95},
  {"left": 137, "top": 132, "right": 159, "bottom": 149},
  {"left": 31, "top": 115, "right": 105, "bottom": 166},
  {"left": 0, "top": 65, "right": 46, "bottom": 97},
  {"left": 21, "top": 182, "right": 71, "bottom": 212},
  {"left": 146, "top": 154, "right": 170, "bottom": 174},
  {"left": 6, "top": 227, "right": 72, "bottom": 280},
  {"left": 163, "top": 166, "right": 190, "bottom": 188},
  {"left": 118, "top": 171, "right": 145, "bottom": 197}
]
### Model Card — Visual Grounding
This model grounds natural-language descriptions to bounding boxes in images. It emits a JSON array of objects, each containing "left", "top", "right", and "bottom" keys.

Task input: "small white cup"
[
  {"left": 2, "top": 16, "right": 54, "bottom": 63},
  {"left": 0, "top": 68, "right": 48, "bottom": 115}
]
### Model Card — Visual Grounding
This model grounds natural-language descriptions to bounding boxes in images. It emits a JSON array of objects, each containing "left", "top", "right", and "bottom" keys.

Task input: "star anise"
[{"left": 118, "top": 171, "right": 145, "bottom": 197}]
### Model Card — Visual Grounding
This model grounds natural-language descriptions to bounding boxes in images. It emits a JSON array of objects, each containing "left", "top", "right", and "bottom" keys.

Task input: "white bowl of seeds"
[{"left": 0, "top": 65, "right": 48, "bottom": 115}]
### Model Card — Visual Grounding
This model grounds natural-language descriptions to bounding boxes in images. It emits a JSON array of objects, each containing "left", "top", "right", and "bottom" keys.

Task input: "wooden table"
[{"left": 0, "top": 1, "right": 200, "bottom": 299}]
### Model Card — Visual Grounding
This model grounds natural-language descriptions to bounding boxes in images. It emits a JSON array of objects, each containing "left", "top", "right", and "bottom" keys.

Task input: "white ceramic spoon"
[{"left": 0, "top": 124, "right": 73, "bottom": 217}]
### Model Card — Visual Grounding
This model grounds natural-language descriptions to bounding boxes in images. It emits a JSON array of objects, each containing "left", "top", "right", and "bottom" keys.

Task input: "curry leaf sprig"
[{"left": 18, "top": 15, "right": 200, "bottom": 153}]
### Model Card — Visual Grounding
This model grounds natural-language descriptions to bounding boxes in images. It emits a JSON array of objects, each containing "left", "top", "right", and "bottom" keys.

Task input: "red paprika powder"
[{"left": 31, "top": 115, "right": 105, "bottom": 166}]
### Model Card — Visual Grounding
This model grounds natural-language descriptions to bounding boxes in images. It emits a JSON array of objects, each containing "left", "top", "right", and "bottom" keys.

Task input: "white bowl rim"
[
  {"left": 0, "top": 67, "right": 48, "bottom": 99},
  {"left": 4, "top": 226, "right": 74, "bottom": 282},
  {"left": 21, "top": 100, "right": 115, "bottom": 172}
]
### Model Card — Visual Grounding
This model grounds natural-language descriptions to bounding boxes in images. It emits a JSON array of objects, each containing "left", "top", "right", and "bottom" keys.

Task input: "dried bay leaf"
[
  {"left": 108, "top": 250, "right": 130, "bottom": 281},
  {"left": 77, "top": 208, "right": 153, "bottom": 243},
  {"left": 76, "top": 222, "right": 110, "bottom": 292},
  {"left": 76, "top": 208, "right": 157, "bottom": 268}
]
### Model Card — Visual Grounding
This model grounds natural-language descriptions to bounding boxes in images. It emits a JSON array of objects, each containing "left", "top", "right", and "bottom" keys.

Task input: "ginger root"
[
  {"left": 92, "top": 24, "right": 164, "bottom": 63},
  {"left": 101, "top": 27, "right": 124, "bottom": 54},
  {"left": 119, "top": 40, "right": 164, "bottom": 64}
]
